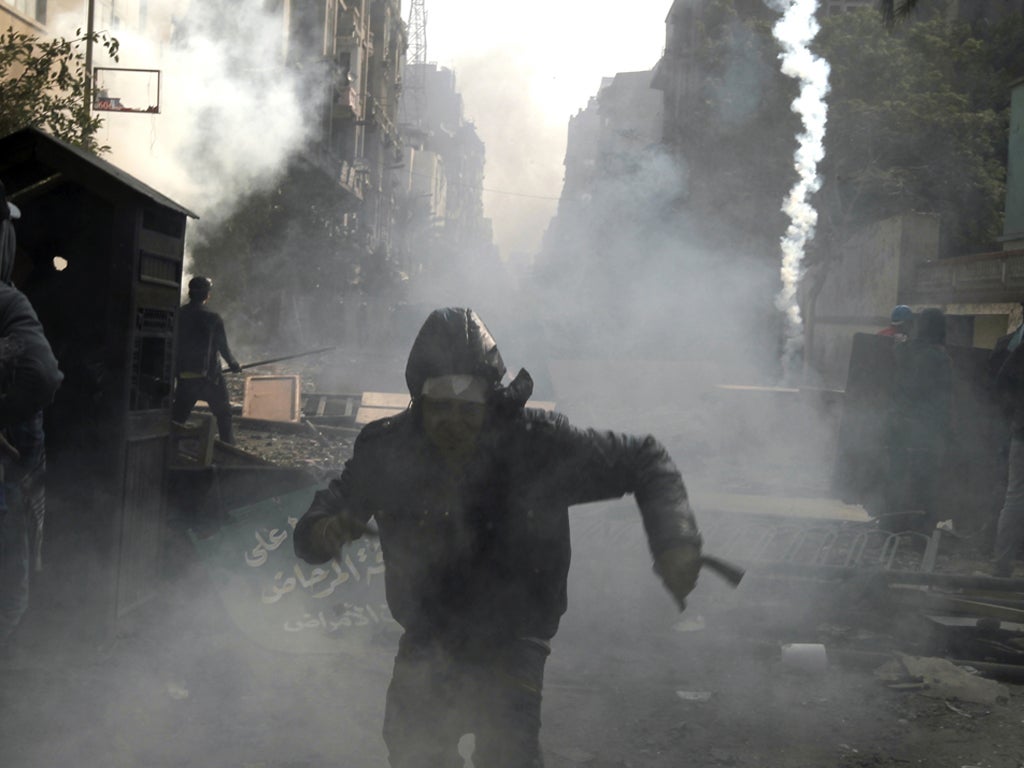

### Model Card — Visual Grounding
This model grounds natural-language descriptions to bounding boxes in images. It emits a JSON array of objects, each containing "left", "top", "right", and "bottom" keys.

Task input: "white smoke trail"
[{"left": 771, "top": 0, "right": 830, "bottom": 381}]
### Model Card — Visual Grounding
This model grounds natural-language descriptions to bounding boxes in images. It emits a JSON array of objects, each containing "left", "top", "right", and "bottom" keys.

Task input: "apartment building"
[
  {"left": 1, "top": 0, "right": 52, "bottom": 33},
  {"left": 541, "top": 71, "right": 663, "bottom": 264},
  {"left": 272, "top": 0, "right": 406, "bottom": 263},
  {"left": 396, "top": 62, "right": 494, "bottom": 281}
]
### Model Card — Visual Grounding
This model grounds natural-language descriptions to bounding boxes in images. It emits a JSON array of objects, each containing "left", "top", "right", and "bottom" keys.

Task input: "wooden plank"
[
  {"left": 355, "top": 406, "right": 405, "bottom": 425},
  {"left": 169, "top": 414, "right": 216, "bottom": 468},
  {"left": 352, "top": 393, "right": 553, "bottom": 425},
  {"left": 361, "top": 392, "right": 410, "bottom": 408},
  {"left": 526, "top": 400, "right": 556, "bottom": 411},
  {"left": 930, "top": 596, "right": 1024, "bottom": 624}
]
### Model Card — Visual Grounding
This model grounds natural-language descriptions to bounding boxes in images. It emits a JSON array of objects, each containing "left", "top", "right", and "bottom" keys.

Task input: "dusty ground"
[
  {"left": 3, "top": 361, "right": 1023, "bottom": 767},
  {"left": 4, "top": 518, "right": 1024, "bottom": 768}
]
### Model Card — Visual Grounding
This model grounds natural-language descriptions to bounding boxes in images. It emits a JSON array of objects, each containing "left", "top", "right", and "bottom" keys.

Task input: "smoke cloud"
[
  {"left": 52, "top": 0, "right": 318, "bottom": 230},
  {"left": 769, "top": 0, "right": 831, "bottom": 379},
  {"left": 423, "top": 47, "right": 564, "bottom": 263}
]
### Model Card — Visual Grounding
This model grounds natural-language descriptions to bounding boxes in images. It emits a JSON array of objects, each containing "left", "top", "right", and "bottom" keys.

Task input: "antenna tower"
[
  {"left": 404, "top": 0, "right": 427, "bottom": 127},
  {"left": 407, "top": 0, "right": 427, "bottom": 66}
]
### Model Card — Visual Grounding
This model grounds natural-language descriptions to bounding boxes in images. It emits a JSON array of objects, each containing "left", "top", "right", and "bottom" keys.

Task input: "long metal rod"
[{"left": 222, "top": 346, "right": 336, "bottom": 373}]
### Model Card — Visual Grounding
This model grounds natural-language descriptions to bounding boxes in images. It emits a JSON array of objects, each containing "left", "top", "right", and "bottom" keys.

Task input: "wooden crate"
[{"left": 242, "top": 375, "right": 302, "bottom": 422}]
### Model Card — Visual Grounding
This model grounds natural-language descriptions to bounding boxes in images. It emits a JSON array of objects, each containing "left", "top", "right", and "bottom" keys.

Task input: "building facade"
[
  {"left": 396, "top": 62, "right": 495, "bottom": 285},
  {"left": 1, "top": 0, "right": 158, "bottom": 38},
  {"left": 276, "top": 0, "right": 407, "bottom": 259}
]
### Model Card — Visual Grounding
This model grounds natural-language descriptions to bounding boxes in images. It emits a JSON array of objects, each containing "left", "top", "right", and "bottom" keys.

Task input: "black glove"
[
  {"left": 654, "top": 543, "right": 702, "bottom": 611},
  {"left": 312, "top": 515, "right": 366, "bottom": 557},
  {"left": 229, "top": 361, "right": 242, "bottom": 374}
]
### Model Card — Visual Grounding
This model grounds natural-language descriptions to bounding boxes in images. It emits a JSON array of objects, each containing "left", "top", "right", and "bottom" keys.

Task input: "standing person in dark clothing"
[
  {"left": 880, "top": 307, "right": 953, "bottom": 533},
  {"left": 172, "top": 276, "right": 241, "bottom": 444},
  {"left": 293, "top": 307, "right": 703, "bottom": 768},
  {"left": 976, "top": 305, "right": 1024, "bottom": 551},
  {"left": 991, "top": 311, "right": 1024, "bottom": 576},
  {"left": 0, "top": 181, "right": 63, "bottom": 646},
  {"left": 987, "top": 303, "right": 1024, "bottom": 381}
]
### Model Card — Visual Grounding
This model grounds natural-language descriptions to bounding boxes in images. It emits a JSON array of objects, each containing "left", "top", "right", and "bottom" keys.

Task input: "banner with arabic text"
[{"left": 189, "top": 485, "right": 397, "bottom": 654}]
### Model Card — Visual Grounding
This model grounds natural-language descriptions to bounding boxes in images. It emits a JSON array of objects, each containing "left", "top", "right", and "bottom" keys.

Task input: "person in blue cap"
[{"left": 878, "top": 305, "right": 914, "bottom": 343}]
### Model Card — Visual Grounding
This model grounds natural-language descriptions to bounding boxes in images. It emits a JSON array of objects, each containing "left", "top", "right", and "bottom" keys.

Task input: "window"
[{"left": 6, "top": 0, "right": 46, "bottom": 23}]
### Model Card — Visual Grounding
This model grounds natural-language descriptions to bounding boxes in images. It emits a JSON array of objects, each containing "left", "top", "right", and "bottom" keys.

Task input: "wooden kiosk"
[{"left": 0, "top": 127, "right": 195, "bottom": 636}]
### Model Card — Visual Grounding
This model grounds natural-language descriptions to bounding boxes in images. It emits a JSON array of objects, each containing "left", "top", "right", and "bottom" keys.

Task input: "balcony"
[
  {"left": 338, "top": 160, "right": 365, "bottom": 201},
  {"left": 905, "top": 248, "right": 1024, "bottom": 305},
  {"left": 333, "top": 80, "right": 360, "bottom": 119},
  {"left": 337, "top": 9, "right": 362, "bottom": 39}
]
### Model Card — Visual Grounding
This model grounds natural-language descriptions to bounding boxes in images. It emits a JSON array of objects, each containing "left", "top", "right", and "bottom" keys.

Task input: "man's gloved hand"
[
  {"left": 229, "top": 361, "right": 242, "bottom": 374},
  {"left": 654, "top": 543, "right": 702, "bottom": 611},
  {"left": 312, "top": 514, "right": 364, "bottom": 557}
]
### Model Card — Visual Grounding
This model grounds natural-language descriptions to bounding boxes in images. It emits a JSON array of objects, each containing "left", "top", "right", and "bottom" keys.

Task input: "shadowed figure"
[
  {"left": 293, "top": 307, "right": 704, "bottom": 768},
  {"left": 171, "top": 276, "right": 241, "bottom": 444},
  {"left": 0, "top": 180, "right": 63, "bottom": 645},
  {"left": 879, "top": 307, "right": 952, "bottom": 534}
]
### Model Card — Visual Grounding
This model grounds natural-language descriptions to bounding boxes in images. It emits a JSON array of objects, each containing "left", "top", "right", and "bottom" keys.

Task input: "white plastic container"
[{"left": 780, "top": 643, "right": 828, "bottom": 673}]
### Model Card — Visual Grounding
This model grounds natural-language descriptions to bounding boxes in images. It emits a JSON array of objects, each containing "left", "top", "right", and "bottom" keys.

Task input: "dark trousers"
[
  {"left": 172, "top": 376, "right": 234, "bottom": 444},
  {"left": 995, "top": 436, "right": 1024, "bottom": 571},
  {"left": 383, "top": 632, "right": 549, "bottom": 768},
  {"left": 880, "top": 444, "right": 942, "bottom": 533},
  {"left": 0, "top": 412, "right": 44, "bottom": 644},
  {"left": 0, "top": 490, "right": 28, "bottom": 644}
]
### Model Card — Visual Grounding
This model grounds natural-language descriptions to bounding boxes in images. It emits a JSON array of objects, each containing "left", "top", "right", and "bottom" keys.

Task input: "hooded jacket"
[
  {"left": 294, "top": 307, "right": 701, "bottom": 642},
  {"left": 0, "top": 192, "right": 63, "bottom": 425}
]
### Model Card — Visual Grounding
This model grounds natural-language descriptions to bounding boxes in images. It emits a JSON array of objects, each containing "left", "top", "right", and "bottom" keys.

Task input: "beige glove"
[
  {"left": 654, "top": 543, "right": 702, "bottom": 611},
  {"left": 312, "top": 515, "right": 364, "bottom": 557}
]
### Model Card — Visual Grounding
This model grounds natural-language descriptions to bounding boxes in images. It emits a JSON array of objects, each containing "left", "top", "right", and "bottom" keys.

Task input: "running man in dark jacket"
[
  {"left": 171, "top": 276, "right": 241, "bottom": 444},
  {"left": 293, "top": 307, "right": 703, "bottom": 768}
]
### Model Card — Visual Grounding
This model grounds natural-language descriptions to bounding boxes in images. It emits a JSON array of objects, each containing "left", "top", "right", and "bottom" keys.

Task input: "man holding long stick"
[{"left": 172, "top": 276, "right": 241, "bottom": 444}]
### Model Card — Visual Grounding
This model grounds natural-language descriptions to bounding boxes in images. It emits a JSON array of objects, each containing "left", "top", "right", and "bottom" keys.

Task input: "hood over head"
[{"left": 405, "top": 307, "right": 533, "bottom": 412}]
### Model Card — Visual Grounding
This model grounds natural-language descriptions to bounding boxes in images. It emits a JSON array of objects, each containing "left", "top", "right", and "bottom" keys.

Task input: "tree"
[
  {"left": 189, "top": 162, "right": 406, "bottom": 351},
  {"left": 879, "top": 0, "right": 919, "bottom": 26},
  {"left": 0, "top": 26, "right": 119, "bottom": 152},
  {"left": 815, "top": 10, "right": 1021, "bottom": 258}
]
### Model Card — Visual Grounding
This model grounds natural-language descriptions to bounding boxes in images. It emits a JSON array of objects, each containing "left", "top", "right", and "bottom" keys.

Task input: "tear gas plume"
[
  {"left": 769, "top": 0, "right": 830, "bottom": 381},
  {"left": 50, "top": 0, "right": 318, "bottom": 231}
]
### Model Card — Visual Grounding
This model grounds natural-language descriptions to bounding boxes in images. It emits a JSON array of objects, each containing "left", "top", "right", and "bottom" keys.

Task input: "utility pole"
[{"left": 83, "top": 0, "right": 96, "bottom": 122}]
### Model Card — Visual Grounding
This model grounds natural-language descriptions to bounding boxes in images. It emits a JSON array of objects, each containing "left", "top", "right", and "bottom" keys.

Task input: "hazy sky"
[
  {"left": 87, "top": 0, "right": 677, "bottom": 262},
  {"left": 421, "top": 0, "right": 675, "bottom": 259}
]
